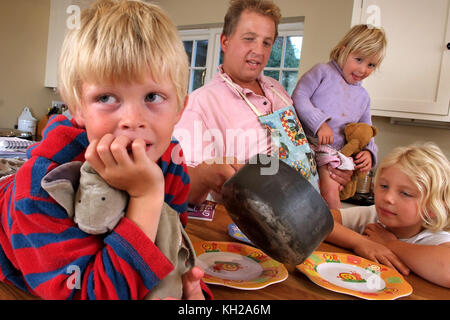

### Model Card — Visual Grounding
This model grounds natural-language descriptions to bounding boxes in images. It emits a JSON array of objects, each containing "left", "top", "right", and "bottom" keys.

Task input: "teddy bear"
[
  {"left": 40, "top": 161, "right": 196, "bottom": 299},
  {"left": 339, "top": 123, "right": 378, "bottom": 200}
]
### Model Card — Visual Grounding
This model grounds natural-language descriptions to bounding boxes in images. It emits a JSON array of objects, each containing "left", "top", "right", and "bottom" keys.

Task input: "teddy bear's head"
[{"left": 341, "top": 123, "right": 378, "bottom": 157}]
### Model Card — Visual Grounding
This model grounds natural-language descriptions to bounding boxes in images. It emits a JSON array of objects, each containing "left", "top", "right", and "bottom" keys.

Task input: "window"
[
  {"left": 183, "top": 39, "right": 208, "bottom": 92},
  {"left": 179, "top": 28, "right": 222, "bottom": 92},
  {"left": 264, "top": 27, "right": 303, "bottom": 95},
  {"left": 179, "top": 22, "right": 303, "bottom": 94}
]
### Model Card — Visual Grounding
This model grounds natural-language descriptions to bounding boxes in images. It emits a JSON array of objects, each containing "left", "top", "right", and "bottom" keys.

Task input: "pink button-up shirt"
[{"left": 174, "top": 67, "right": 293, "bottom": 167}]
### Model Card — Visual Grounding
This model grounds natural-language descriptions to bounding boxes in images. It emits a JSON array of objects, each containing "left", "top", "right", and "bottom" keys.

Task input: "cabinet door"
[{"left": 355, "top": 0, "right": 450, "bottom": 119}]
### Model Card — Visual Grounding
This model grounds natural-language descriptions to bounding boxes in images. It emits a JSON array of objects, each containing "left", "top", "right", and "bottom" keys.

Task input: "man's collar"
[{"left": 217, "top": 64, "right": 272, "bottom": 94}]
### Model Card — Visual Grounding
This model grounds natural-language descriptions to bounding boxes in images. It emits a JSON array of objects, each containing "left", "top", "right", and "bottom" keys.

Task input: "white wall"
[
  {"left": 373, "top": 116, "right": 450, "bottom": 161},
  {"left": 0, "top": 0, "right": 56, "bottom": 128}
]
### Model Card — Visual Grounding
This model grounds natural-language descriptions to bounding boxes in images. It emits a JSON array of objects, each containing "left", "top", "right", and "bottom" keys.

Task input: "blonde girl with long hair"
[{"left": 327, "top": 142, "right": 450, "bottom": 288}]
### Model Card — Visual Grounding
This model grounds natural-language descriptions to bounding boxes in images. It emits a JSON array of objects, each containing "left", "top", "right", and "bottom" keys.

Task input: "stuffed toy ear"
[
  {"left": 371, "top": 125, "right": 378, "bottom": 137},
  {"left": 41, "top": 161, "right": 83, "bottom": 218}
]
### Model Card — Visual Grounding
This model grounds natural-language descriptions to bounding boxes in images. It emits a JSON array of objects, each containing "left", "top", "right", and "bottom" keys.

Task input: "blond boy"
[{"left": 0, "top": 0, "right": 210, "bottom": 299}]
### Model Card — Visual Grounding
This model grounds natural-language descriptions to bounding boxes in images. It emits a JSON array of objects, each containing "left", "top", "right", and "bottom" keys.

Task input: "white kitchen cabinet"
[
  {"left": 44, "top": 0, "right": 93, "bottom": 88},
  {"left": 352, "top": 0, "right": 450, "bottom": 122}
]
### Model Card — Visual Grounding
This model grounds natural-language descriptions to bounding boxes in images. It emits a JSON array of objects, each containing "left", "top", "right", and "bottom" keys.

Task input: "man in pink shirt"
[
  {"left": 174, "top": 65, "right": 289, "bottom": 164},
  {"left": 175, "top": 0, "right": 351, "bottom": 204}
]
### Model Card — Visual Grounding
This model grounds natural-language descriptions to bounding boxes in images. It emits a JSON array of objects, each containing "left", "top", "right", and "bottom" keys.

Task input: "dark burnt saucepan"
[{"left": 221, "top": 154, "right": 334, "bottom": 265}]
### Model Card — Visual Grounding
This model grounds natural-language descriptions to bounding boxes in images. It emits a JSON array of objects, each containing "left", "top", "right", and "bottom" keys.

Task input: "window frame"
[
  {"left": 179, "top": 28, "right": 222, "bottom": 91},
  {"left": 264, "top": 24, "right": 304, "bottom": 81}
]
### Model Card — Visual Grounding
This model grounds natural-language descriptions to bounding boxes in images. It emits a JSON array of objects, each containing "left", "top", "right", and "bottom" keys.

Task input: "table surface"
[{"left": 1, "top": 204, "right": 449, "bottom": 300}]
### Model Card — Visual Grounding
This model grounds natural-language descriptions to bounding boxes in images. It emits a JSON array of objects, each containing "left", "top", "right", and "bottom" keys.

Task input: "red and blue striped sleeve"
[{"left": 159, "top": 140, "right": 190, "bottom": 227}]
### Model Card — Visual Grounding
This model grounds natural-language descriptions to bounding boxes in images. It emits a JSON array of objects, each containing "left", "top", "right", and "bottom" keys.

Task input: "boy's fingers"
[
  {"left": 183, "top": 267, "right": 204, "bottom": 286},
  {"left": 96, "top": 134, "right": 117, "bottom": 167},
  {"left": 188, "top": 266, "right": 204, "bottom": 281},
  {"left": 85, "top": 139, "right": 105, "bottom": 172},
  {"left": 131, "top": 138, "right": 148, "bottom": 163},
  {"left": 110, "top": 135, "right": 134, "bottom": 166},
  {"left": 182, "top": 266, "right": 205, "bottom": 300}
]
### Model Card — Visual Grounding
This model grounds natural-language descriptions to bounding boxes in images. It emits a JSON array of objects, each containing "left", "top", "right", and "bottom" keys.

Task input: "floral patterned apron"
[{"left": 220, "top": 74, "right": 319, "bottom": 191}]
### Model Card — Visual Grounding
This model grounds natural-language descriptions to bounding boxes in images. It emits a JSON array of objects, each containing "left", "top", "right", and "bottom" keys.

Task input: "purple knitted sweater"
[{"left": 292, "top": 61, "right": 378, "bottom": 166}]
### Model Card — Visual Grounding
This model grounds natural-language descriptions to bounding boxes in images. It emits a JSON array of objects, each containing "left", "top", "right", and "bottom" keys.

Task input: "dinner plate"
[
  {"left": 297, "top": 251, "right": 413, "bottom": 300},
  {"left": 193, "top": 241, "right": 288, "bottom": 290}
]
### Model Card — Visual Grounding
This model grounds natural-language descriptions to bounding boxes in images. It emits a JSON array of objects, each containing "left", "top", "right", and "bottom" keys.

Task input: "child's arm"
[
  {"left": 317, "top": 122, "right": 334, "bottom": 145},
  {"left": 326, "top": 210, "right": 410, "bottom": 275},
  {"left": 365, "top": 223, "right": 450, "bottom": 288},
  {"left": 291, "top": 64, "right": 331, "bottom": 135}
]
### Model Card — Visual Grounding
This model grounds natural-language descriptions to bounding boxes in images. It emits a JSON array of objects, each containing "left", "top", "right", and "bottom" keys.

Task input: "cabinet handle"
[{"left": 448, "top": 42, "right": 450, "bottom": 50}]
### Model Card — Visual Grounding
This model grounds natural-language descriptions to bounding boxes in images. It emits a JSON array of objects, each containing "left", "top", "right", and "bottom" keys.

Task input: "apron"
[{"left": 220, "top": 74, "right": 320, "bottom": 192}]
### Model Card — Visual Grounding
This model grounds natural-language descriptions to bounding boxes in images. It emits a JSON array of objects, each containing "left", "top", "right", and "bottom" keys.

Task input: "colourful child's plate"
[
  {"left": 297, "top": 251, "right": 413, "bottom": 300},
  {"left": 227, "top": 223, "right": 253, "bottom": 244},
  {"left": 193, "top": 241, "right": 288, "bottom": 290}
]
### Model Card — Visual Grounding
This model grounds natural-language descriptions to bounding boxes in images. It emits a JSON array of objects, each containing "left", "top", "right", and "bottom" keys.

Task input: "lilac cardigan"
[{"left": 292, "top": 61, "right": 378, "bottom": 166}]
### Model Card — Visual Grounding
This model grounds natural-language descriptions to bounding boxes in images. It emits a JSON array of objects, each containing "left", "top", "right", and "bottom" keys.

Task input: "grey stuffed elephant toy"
[
  {"left": 41, "top": 161, "right": 196, "bottom": 299},
  {"left": 41, "top": 161, "right": 127, "bottom": 234}
]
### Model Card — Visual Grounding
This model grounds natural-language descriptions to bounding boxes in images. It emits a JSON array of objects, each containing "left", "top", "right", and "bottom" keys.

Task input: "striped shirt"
[{"left": 0, "top": 115, "right": 192, "bottom": 299}]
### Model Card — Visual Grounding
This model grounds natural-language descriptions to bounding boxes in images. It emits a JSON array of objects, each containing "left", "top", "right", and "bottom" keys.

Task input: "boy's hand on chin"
[{"left": 85, "top": 133, "right": 164, "bottom": 198}]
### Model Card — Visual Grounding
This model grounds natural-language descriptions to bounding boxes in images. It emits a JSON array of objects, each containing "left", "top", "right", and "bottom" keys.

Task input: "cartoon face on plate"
[
  {"left": 323, "top": 253, "right": 340, "bottom": 263},
  {"left": 338, "top": 271, "right": 366, "bottom": 283},
  {"left": 198, "top": 251, "right": 263, "bottom": 281},
  {"left": 366, "top": 264, "right": 387, "bottom": 274},
  {"left": 213, "top": 261, "right": 242, "bottom": 272},
  {"left": 317, "top": 263, "right": 386, "bottom": 293}
]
